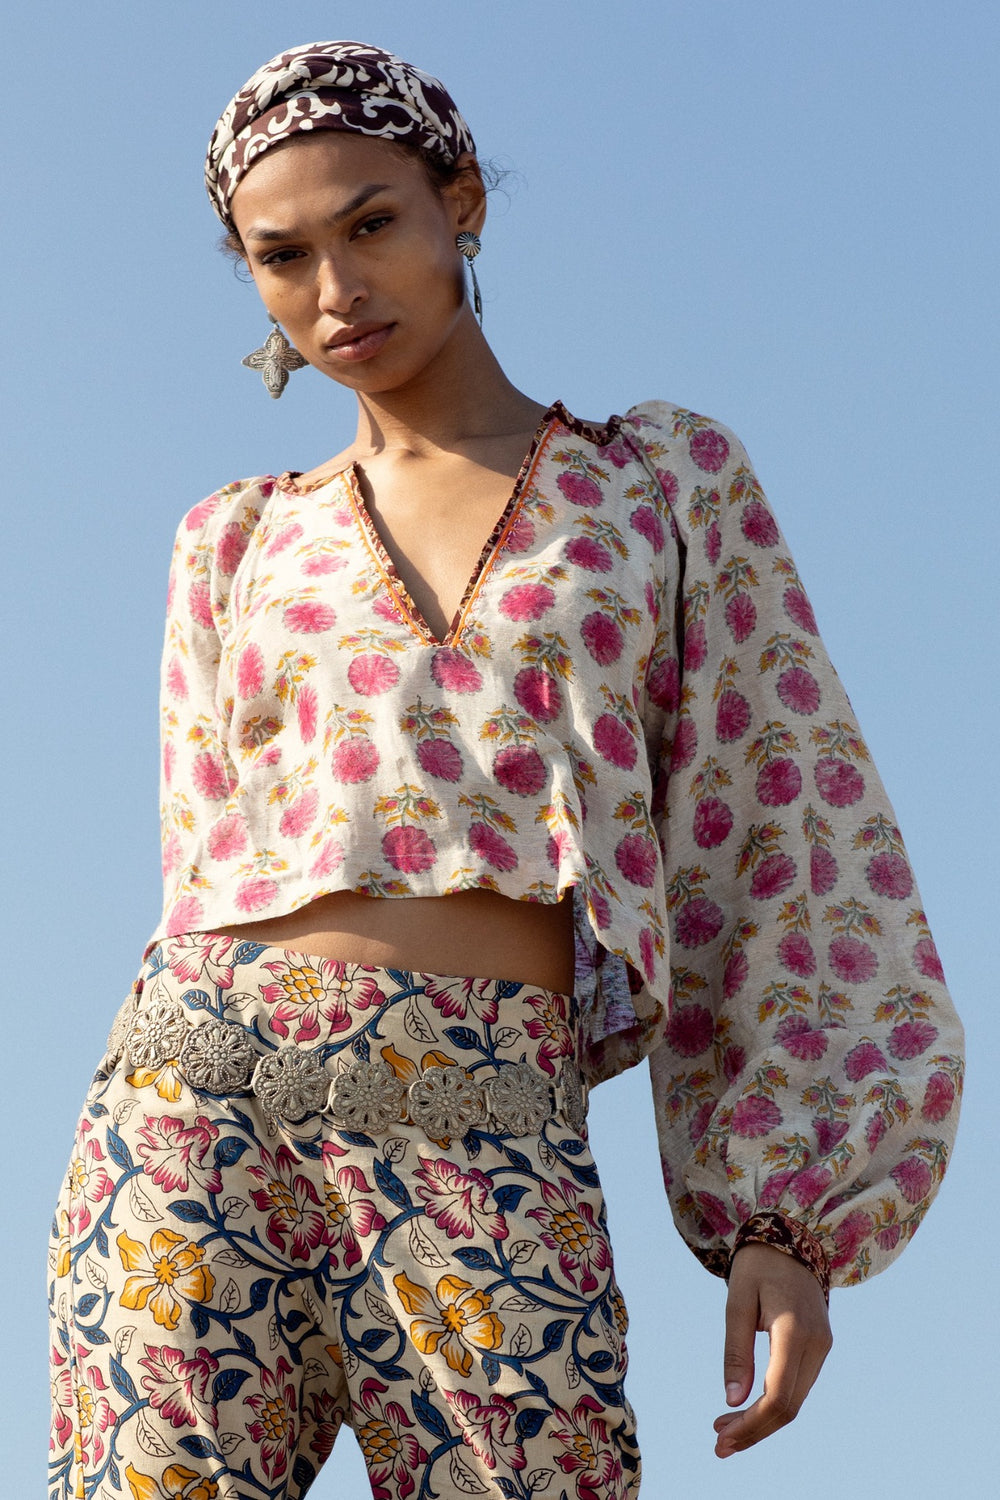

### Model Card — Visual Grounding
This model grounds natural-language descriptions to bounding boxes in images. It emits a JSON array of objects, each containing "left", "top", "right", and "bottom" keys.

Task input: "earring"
[
  {"left": 242, "top": 315, "right": 309, "bottom": 398},
  {"left": 456, "top": 232, "right": 483, "bottom": 326}
]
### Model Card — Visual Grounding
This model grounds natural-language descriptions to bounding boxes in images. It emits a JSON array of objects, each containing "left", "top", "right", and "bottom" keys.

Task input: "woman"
[{"left": 48, "top": 40, "right": 963, "bottom": 1500}]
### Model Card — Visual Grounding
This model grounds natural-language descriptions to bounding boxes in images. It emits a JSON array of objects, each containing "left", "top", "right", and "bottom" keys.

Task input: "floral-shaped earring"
[
  {"left": 456, "top": 232, "right": 483, "bottom": 326},
  {"left": 242, "top": 315, "right": 309, "bottom": 398}
]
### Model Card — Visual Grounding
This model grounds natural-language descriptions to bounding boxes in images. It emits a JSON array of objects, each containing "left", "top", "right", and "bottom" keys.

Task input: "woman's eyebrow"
[{"left": 243, "top": 183, "right": 392, "bottom": 242}]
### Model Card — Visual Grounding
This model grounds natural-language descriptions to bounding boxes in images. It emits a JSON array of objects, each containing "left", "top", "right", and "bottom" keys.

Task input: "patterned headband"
[{"left": 205, "top": 40, "right": 477, "bottom": 231}]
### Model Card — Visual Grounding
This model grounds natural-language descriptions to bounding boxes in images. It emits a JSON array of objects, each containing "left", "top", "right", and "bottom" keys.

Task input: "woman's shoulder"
[{"left": 173, "top": 474, "right": 280, "bottom": 547}]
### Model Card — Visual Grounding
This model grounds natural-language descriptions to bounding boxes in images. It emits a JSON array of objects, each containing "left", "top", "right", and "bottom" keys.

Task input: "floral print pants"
[{"left": 49, "top": 935, "right": 640, "bottom": 1500}]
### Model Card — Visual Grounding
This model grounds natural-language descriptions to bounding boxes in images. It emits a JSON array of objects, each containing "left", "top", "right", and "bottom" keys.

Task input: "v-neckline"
[{"left": 341, "top": 401, "right": 562, "bottom": 649}]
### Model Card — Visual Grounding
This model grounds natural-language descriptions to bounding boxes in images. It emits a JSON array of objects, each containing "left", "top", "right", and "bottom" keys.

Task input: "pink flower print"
[
  {"left": 731, "top": 1095, "right": 782, "bottom": 1137},
  {"left": 581, "top": 611, "right": 624, "bottom": 666},
  {"left": 774, "top": 1014, "right": 827, "bottom": 1061},
  {"left": 261, "top": 961, "right": 354, "bottom": 1042},
  {"left": 138, "top": 1343, "right": 220, "bottom": 1430},
  {"left": 469, "top": 822, "right": 518, "bottom": 872},
  {"left": 302, "top": 553, "right": 347, "bottom": 577},
  {"left": 424, "top": 975, "right": 501, "bottom": 1027},
  {"left": 237, "top": 642, "right": 265, "bottom": 699},
  {"left": 675, "top": 895, "right": 725, "bottom": 948},
  {"left": 921, "top": 1071, "right": 956, "bottom": 1123},
  {"left": 524, "top": 989, "right": 575, "bottom": 1075},
  {"left": 265, "top": 522, "right": 304, "bottom": 558},
  {"left": 382, "top": 825, "right": 437, "bottom": 873},
  {"left": 777, "top": 930, "right": 816, "bottom": 977},
  {"left": 788, "top": 1162, "right": 832, "bottom": 1208},
  {"left": 694, "top": 1191, "right": 735, "bottom": 1238},
  {"left": 646, "top": 654, "right": 680, "bottom": 711},
  {"left": 715, "top": 688, "right": 751, "bottom": 743},
  {"left": 514, "top": 666, "right": 562, "bottom": 722},
  {"left": 777, "top": 666, "right": 821, "bottom": 715},
  {"left": 830, "top": 1208, "right": 873, "bottom": 1269},
  {"left": 66, "top": 1133, "right": 114, "bottom": 1234},
  {"left": 188, "top": 581, "right": 213, "bottom": 629},
  {"left": 683, "top": 617, "right": 708, "bottom": 672},
  {"left": 810, "top": 844, "right": 839, "bottom": 895},
  {"left": 136, "top": 1114, "right": 223, "bottom": 1195},
  {"left": 503, "top": 511, "right": 536, "bottom": 553},
  {"left": 244, "top": 1357, "right": 298, "bottom": 1482},
  {"left": 207, "top": 814, "right": 248, "bottom": 861},
  {"left": 414, "top": 1156, "right": 508, "bottom": 1242},
  {"left": 875, "top": 1221, "right": 902, "bottom": 1253},
  {"left": 689, "top": 1099, "right": 715, "bottom": 1145},
  {"left": 593, "top": 713, "right": 637, "bottom": 769},
  {"left": 814, "top": 757, "right": 866, "bottom": 808},
  {"left": 418, "top": 737, "right": 464, "bottom": 782},
  {"left": 431, "top": 648, "right": 483, "bottom": 693},
  {"left": 249, "top": 1145, "right": 329, "bottom": 1262},
  {"left": 166, "top": 934, "right": 236, "bottom": 985},
  {"left": 217, "top": 520, "right": 250, "bottom": 574},
  {"left": 279, "top": 787, "right": 319, "bottom": 838},
  {"left": 654, "top": 465, "right": 679, "bottom": 504},
  {"left": 723, "top": 1043, "right": 747, "bottom": 1082},
  {"left": 639, "top": 926, "right": 657, "bottom": 979},
  {"left": 844, "top": 1040, "right": 888, "bottom": 1080},
  {"left": 614, "top": 832, "right": 657, "bottom": 888},
  {"left": 71, "top": 1359, "right": 118, "bottom": 1470},
  {"left": 913, "top": 936, "right": 945, "bottom": 983},
  {"left": 740, "top": 500, "right": 780, "bottom": 548},
  {"left": 597, "top": 438, "right": 632, "bottom": 468},
  {"left": 162, "top": 830, "right": 181, "bottom": 875},
  {"left": 783, "top": 586, "right": 818, "bottom": 634},
  {"left": 558, "top": 470, "right": 603, "bottom": 507},
  {"left": 234, "top": 875, "right": 279, "bottom": 914},
  {"left": 690, "top": 428, "right": 730, "bottom": 472},
  {"left": 302, "top": 1387, "right": 346, "bottom": 1465},
  {"left": 887, "top": 1018, "right": 937, "bottom": 1059},
  {"left": 759, "top": 1168, "right": 796, "bottom": 1208},
  {"left": 891, "top": 1155, "right": 933, "bottom": 1205},
  {"left": 322, "top": 1163, "right": 386, "bottom": 1270},
  {"left": 162, "top": 739, "right": 176, "bottom": 789},
  {"left": 705, "top": 519, "right": 722, "bottom": 566},
  {"left": 670, "top": 716, "right": 698, "bottom": 771},
  {"left": 665, "top": 1003, "right": 713, "bottom": 1058},
  {"left": 629, "top": 505, "right": 665, "bottom": 552},
  {"left": 284, "top": 599, "right": 336, "bottom": 633},
  {"left": 499, "top": 582, "right": 555, "bottom": 620},
  {"left": 866, "top": 851, "right": 913, "bottom": 900},
  {"left": 755, "top": 760, "right": 803, "bottom": 807},
  {"left": 309, "top": 837, "right": 345, "bottom": 880},
  {"left": 348, "top": 653, "right": 400, "bottom": 695},
  {"left": 166, "top": 895, "right": 205, "bottom": 936},
  {"left": 565, "top": 535, "right": 613, "bottom": 573},
  {"left": 444, "top": 1388, "right": 525, "bottom": 1473},
  {"left": 527, "top": 1178, "right": 611, "bottom": 1295},
  {"left": 725, "top": 593, "right": 757, "bottom": 644},
  {"left": 192, "top": 750, "right": 232, "bottom": 802},
  {"left": 494, "top": 745, "right": 547, "bottom": 797},
  {"left": 297, "top": 682, "right": 318, "bottom": 742},
  {"left": 865, "top": 1111, "right": 889, "bottom": 1153},
  {"left": 828, "top": 935, "right": 878, "bottom": 984},
  {"left": 551, "top": 1397, "right": 624, "bottom": 1498},
  {"left": 354, "top": 1377, "right": 427, "bottom": 1494},
  {"left": 185, "top": 495, "right": 218, "bottom": 531},
  {"left": 723, "top": 949, "right": 748, "bottom": 998},
  {"left": 331, "top": 738, "right": 380, "bottom": 782},
  {"left": 165, "top": 657, "right": 188, "bottom": 699},
  {"left": 749, "top": 853, "right": 797, "bottom": 900}
]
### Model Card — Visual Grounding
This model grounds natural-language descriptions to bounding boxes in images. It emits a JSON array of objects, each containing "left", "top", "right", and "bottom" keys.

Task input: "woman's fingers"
[{"left": 714, "top": 1243, "right": 832, "bottom": 1458}]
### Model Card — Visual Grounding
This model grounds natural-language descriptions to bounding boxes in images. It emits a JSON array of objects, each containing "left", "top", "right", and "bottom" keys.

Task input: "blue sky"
[{"left": 6, "top": 1, "right": 997, "bottom": 1493}]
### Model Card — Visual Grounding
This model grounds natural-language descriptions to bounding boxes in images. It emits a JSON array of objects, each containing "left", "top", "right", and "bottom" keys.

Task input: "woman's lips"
[{"left": 325, "top": 323, "right": 394, "bottom": 361}]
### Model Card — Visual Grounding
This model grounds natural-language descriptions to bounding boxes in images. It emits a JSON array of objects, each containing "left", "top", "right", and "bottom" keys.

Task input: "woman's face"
[{"left": 230, "top": 131, "right": 486, "bottom": 396}]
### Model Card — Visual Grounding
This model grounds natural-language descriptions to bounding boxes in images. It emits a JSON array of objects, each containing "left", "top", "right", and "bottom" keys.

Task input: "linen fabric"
[
  {"left": 151, "top": 398, "right": 963, "bottom": 1287},
  {"left": 49, "top": 935, "right": 639, "bottom": 1500},
  {"left": 205, "top": 41, "right": 477, "bottom": 231}
]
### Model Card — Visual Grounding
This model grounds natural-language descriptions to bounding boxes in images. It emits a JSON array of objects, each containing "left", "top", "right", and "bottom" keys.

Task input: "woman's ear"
[{"left": 446, "top": 152, "right": 488, "bottom": 238}]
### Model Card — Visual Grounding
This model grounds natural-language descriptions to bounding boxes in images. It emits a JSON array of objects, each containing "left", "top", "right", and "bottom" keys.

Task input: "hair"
[{"left": 218, "top": 137, "right": 508, "bottom": 267}]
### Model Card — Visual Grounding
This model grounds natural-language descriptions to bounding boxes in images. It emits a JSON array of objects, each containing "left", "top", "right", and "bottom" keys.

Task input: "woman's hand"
[{"left": 713, "top": 1242, "right": 833, "bottom": 1458}]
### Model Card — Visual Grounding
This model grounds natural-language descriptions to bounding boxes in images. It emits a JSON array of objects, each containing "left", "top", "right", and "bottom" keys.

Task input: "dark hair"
[{"left": 218, "top": 137, "right": 506, "bottom": 265}]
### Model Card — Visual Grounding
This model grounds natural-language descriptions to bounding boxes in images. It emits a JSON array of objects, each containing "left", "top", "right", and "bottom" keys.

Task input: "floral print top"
[{"left": 155, "top": 398, "right": 963, "bottom": 1286}]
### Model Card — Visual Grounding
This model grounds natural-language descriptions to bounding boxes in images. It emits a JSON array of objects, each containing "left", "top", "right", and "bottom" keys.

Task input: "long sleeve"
[
  {"left": 626, "top": 403, "right": 963, "bottom": 1288},
  {"left": 156, "top": 479, "right": 268, "bottom": 939}
]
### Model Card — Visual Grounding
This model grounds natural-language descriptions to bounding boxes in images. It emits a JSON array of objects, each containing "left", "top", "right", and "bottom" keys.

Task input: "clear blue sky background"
[{"left": 5, "top": 1, "right": 997, "bottom": 1494}]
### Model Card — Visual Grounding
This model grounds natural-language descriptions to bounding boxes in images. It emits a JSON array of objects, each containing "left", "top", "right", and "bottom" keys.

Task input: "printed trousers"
[{"left": 49, "top": 934, "right": 641, "bottom": 1500}]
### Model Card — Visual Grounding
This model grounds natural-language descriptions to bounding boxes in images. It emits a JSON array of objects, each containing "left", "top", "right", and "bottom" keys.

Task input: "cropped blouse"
[{"left": 154, "top": 399, "right": 963, "bottom": 1286}]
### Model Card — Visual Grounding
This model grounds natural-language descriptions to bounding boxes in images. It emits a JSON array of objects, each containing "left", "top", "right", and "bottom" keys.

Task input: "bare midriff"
[{"left": 206, "top": 888, "right": 577, "bottom": 994}]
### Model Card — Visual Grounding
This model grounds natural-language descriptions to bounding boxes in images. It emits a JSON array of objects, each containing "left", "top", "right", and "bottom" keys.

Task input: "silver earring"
[
  {"left": 456, "top": 232, "right": 483, "bottom": 326},
  {"left": 242, "top": 315, "right": 308, "bottom": 398}
]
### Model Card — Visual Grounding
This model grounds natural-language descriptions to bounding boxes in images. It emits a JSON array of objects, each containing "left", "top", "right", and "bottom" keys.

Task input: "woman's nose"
[{"left": 315, "top": 253, "right": 368, "bottom": 315}]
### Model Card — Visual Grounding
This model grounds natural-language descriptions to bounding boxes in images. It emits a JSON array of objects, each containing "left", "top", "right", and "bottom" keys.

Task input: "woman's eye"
[
  {"left": 259, "top": 248, "right": 302, "bottom": 267},
  {"left": 355, "top": 214, "right": 392, "bottom": 238}
]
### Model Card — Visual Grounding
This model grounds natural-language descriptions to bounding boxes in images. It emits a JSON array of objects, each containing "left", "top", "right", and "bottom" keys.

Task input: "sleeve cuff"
[{"left": 731, "top": 1213, "right": 831, "bottom": 1303}]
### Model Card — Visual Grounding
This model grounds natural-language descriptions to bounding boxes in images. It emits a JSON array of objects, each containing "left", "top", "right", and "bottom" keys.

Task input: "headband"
[{"left": 205, "top": 41, "right": 477, "bottom": 231}]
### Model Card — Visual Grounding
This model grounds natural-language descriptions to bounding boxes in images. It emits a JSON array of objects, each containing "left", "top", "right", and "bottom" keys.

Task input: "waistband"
[{"left": 102, "top": 934, "right": 588, "bottom": 1142}]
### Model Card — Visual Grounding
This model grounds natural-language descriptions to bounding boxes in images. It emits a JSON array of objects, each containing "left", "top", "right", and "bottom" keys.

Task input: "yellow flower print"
[
  {"left": 126, "top": 1464, "right": 219, "bottom": 1500},
  {"left": 393, "top": 1272, "right": 503, "bottom": 1377},
  {"left": 126, "top": 1062, "right": 185, "bottom": 1103},
  {"left": 116, "top": 1228, "right": 215, "bottom": 1332}
]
